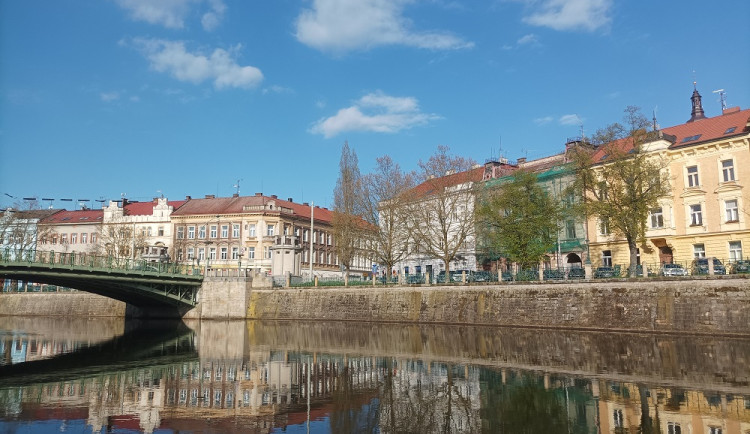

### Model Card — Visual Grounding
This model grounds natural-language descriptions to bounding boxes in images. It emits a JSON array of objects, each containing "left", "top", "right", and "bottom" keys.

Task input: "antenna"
[
  {"left": 712, "top": 89, "right": 727, "bottom": 111},
  {"left": 233, "top": 179, "right": 243, "bottom": 195}
]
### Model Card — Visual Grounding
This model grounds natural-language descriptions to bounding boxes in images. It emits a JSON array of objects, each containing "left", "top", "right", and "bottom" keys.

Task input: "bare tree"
[
  {"left": 0, "top": 201, "right": 56, "bottom": 257},
  {"left": 332, "top": 141, "right": 366, "bottom": 275},
  {"left": 96, "top": 222, "right": 147, "bottom": 260},
  {"left": 360, "top": 156, "right": 416, "bottom": 278},
  {"left": 406, "top": 146, "right": 478, "bottom": 274},
  {"left": 570, "top": 106, "right": 671, "bottom": 276}
]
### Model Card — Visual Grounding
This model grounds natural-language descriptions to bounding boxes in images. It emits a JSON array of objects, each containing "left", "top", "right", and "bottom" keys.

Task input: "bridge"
[{"left": 0, "top": 249, "right": 203, "bottom": 308}]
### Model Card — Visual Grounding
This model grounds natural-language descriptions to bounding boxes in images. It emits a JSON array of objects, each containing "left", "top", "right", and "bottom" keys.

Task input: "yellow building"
[{"left": 587, "top": 89, "right": 749, "bottom": 272}]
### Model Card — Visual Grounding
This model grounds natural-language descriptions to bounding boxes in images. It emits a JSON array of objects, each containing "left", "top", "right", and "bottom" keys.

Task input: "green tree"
[
  {"left": 332, "top": 141, "right": 365, "bottom": 275},
  {"left": 570, "top": 106, "right": 671, "bottom": 276},
  {"left": 476, "top": 170, "right": 562, "bottom": 269}
]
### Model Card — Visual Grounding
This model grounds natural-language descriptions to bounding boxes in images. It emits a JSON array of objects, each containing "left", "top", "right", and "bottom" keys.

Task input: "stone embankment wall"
[
  {"left": 247, "top": 278, "right": 750, "bottom": 335},
  {"left": 0, "top": 292, "right": 127, "bottom": 317}
]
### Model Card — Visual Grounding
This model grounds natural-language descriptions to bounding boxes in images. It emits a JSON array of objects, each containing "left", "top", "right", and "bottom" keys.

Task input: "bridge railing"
[{"left": 0, "top": 249, "right": 202, "bottom": 278}]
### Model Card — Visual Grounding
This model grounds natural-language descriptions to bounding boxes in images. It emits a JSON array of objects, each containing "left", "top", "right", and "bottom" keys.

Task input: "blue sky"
[{"left": 2, "top": 0, "right": 748, "bottom": 210}]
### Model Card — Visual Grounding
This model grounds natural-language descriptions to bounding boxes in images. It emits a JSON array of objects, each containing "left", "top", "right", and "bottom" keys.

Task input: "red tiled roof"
[
  {"left": 663, "top": 107, "right": 749, "bottom": 149},
  {"left": 39, "top": 209, "right": 103, "bottom": 224},
  {"left": 591, "top": 108, "right": 749, "bottom": 162},
  {"left": 172, "top": 195, "right": 334, "bottom": 223},
  {"left": 123, "top": 200, "right": 187, "bottom": 216},
  {"left": 409, "top": 167, "right": 484, "bottom": 199}
]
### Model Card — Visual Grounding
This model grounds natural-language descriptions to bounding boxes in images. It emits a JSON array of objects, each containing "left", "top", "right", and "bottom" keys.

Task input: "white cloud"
[
  {"left": 559, "top": 114, "right": 583, "bottom": 125},
  {"left": 310, "top": 91, "right": 439, "bottom": 138},
  {"left": 295, "top": 0, "right": 473, "bottom": 53},
  {"left": 100, "top": 92, "right": 120, "bottom": 102},
  {"left": 115, "top": 0, "right": 226, "bottom": 30},
  {"left": 516, "top": 33, "right": 539, "bottom": 45},
  {"left": 521, "top": 0, "right": 612, "bottom": 32},
  {"left": 132, "top": 39, "right": 263, "bottom": 90},
  {"left": 533, "top": 116, "right": 554, "bottom": 125}
]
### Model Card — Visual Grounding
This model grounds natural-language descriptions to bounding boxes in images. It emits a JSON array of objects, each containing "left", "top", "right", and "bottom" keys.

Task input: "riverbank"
[{"left": 1, "top": 277, "right": 749, "bottom": 335}]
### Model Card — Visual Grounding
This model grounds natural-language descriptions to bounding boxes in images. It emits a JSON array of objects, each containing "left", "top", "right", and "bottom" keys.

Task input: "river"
[{"left": 0, "top": 317, "right": 748, "bottom": 433}]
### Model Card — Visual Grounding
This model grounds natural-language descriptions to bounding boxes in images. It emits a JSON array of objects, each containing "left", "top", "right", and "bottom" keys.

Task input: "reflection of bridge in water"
[
  {"left": 1, "top": 320, "right": 749, "bottom": 433},
  {"left": 0, "top": 249, "right": 202, "bottom": 308}
]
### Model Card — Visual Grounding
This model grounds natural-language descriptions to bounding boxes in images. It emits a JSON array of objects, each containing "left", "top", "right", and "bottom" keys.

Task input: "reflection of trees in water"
[
  {"left": 480, "top": 371, "right": 588, "bottom": 434},
  {"left": 377, "top": 359, "right": 480, "bottom": 433},
  {"left": 328, "top": 364, "right": 380, "bottom": 433}
]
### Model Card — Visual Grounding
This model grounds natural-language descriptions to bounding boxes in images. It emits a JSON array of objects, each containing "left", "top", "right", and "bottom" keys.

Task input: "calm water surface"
[{"left": 0, "top": 317, "right": 748, "bottom": 433}]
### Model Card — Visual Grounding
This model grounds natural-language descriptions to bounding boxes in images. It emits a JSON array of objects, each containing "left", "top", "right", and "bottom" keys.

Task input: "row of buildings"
[{"left": 2, "top": 87, "right": 748, "bottom": 276}]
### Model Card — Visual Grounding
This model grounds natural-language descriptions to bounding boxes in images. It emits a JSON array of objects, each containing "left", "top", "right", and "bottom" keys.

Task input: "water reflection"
[{"left": 0, "top": 319, "right": 748, "bottom": 433}]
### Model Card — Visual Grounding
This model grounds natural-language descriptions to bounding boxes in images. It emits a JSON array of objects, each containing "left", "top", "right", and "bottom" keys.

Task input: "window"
[
  {"left": 266, "top": 224, "right": 274, "bottom": 236},
  {"left": 687, "top": 165, "right": 699, "bottom": 187},
  {"left": 667, "top": 422, "right": 682, "bottom": 434},
  {"left": 722, "top": 159, "right": 736, "bottom": 182},
  {"left": 81, "top": 233, "right": 87, "bottom": 244},
  {"left": 247, "top": 247, "right": 255, "bottom": 259},
  {"left": 599, "top": 218, "right": 610, "bottom": 236},
  {"left": 198, "top": 226, "right": 206, "bottom": 239},
  {"left": 650, "top": 207, "right": 664, "bottom": 228},
  {"left": 158, "top": 226, "right": 164, "bottom": 236},
  {"left": 602, "top": 250, "right": 612, "bottom": 267},
  {"left": 565, "top": 220, "right": 576, "bottom": 239},
  {"left": 188, "top": 226, "right": 195, "bottom": 239},
  {"left": 328, "top": 234, "right": 332, "bottom": 245},
  {"left": 729, "top": 241, "right": 742, "bottom": 262},
  {"left": 232, "top": 224, "right": 240, "bottom": 238},
  {"left": 221, "top": 225, "right": 228, "bottom": 238},
  {"left": 598, "top": 182, "right": 608, "bottom": 200},
  {"left": 231, "top": 247, "right": 239, "bottom": 260},
  {"left": 91, "top": 233, "right": 97, "bottom": 244},
  {"left": 690, "top": 204, "right": 703, "bottom": 226},
  {"left": 177, "top": 227, "right": 185, "bottom": 239},
  {"left": 147, "top": 227, "right": 152, "bottom": 237},
  {"left": 220, "top": 247, "right": 228, "bottom": 260},
  {"left": 70, "top": 234, "right": 77, "bottom": 244},
  {"left": 726, "top": 199, "right": 739, "bottom": 222},
  {"left": 613, "top": 409, "right": 623, "bottom": 428},
  {"left": 313, "top": 231, "right": 317, "bottom": 243},
  {"left": 248, "top": 224, "right": 256, "bottom": 237},
  {"left": 209, "top": 248, "right": 216, "bottom": 260},
  {"left": 264, "top": 246, "right": 271, "bottom": 259},
  {"left": 210, "top": 225, "right": 217, "bottom": 238},
  {"left": 708, "top": 427, "right": 722, "bottom": 434},
  {"left": 693, "top": 244, "right": 705, "bottom": 258},
  {"left": 198, "top": 248, "right": 205, "bottom": 260},
  {"left": 61, "top": 234, "right": 67, "bottom": 244},
  {"left": 304, "top": 229, "right": 309, "bottom": 242}
]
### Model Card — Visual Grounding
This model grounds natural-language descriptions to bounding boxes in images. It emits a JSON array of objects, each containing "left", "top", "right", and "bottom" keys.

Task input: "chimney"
[
  {"left": 122, "top": 198, "right": 129, "bottom": 207},
  {"left": 271, "top": 195, "right": 278, "bottom": 199},
  {"left": 205, "top": 194, "right": 215, "bottom": 199},
  {"left": 153, "top": 198, "right": 159, "bottom": 204},
  {"left": 185, "top": 195, "right": 192, "bottom": 200},
  {"left": 232, "top": 193, "right": 239, "bottom": 198},
  {"left": 517, "top": 157, "right": 527, "bottom": 165},
  {"left": 287, "top": 197, "right": 293, "bottom": 202},
  {"left": 303, "top": 202, "right": 309, "bottom": 206},
  {"left": 255, "top": 192, "right": 262, "bottom": 196}
]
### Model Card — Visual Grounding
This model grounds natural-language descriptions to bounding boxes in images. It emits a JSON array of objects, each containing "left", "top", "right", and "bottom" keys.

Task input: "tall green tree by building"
[{"left": 476, "top": 170, "right": 561, "bottom": 269}]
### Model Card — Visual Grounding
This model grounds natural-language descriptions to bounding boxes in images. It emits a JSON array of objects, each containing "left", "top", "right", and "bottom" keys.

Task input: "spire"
[{"left": 688, "top": 81, "right": 706, "bottom": 122}]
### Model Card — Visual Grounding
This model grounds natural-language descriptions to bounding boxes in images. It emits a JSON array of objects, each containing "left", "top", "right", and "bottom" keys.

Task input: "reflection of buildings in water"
[
  {"left": 1, "top": 334, "right": 88, "bottom": 365},
  {"left": 1, "top": 354, "right": 749, "bottom": 433},
  {"left": 596, "top": 380, "right": 750, "bottom": 434}
]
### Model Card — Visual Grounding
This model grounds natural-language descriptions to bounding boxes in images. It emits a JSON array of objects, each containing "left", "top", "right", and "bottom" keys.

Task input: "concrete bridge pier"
[{"left": 183, "top": 271, "right": 271, "bottom": 320}]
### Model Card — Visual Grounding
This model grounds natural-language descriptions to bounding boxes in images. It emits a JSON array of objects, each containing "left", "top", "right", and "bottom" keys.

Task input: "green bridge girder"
[{"left": 0, "top": 250, "right": 203, "bottom": 308}]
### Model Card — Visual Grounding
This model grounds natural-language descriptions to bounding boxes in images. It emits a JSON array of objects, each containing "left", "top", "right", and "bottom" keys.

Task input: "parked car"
[
  {"left": 661, "top": 263, "right": 688, "bottom": 277},
  {"left": 473, "top": 271, "right": 494, "bottom": 282},
  {"left": 568, "top": 267, "right": 586, "bottom": 279},
  {"left": 543, "top": 269, "right": 566, "bottom": 280},
  {"left": 594, "top": 266, "right": 617, "bottom": 278},
  {"left": 730, "top": 260, "right": 750, "bottom": 274},
  {"left": 691, "top": 257, "right": 726, "bottom": 275}
]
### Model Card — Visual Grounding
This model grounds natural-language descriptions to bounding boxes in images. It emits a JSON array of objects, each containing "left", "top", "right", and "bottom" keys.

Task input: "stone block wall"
[
  {"left": 0, "top": 293, "right": 127, "bottom": 317},
  {"left": 247, "top": 278, "right": 750, "bottom": 335}
]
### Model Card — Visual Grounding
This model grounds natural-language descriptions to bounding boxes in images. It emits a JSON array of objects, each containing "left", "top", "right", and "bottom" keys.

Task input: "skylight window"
[
  {"left": 723, "top": 127, "right": 737, "bottom": 135},
  {"left": 61, "top": 217, "right": 70, "bottom": 221},
  {"left": 600, "top": 154, "right": 608, "bottom": 161},
  {"left": 680, "top": 134, "right": 702, "bottom": 143}
]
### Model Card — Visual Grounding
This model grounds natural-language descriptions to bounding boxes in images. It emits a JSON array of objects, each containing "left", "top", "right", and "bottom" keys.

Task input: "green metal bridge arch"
[{"left": 0, "top": 249, "right": 203, "bottom": 308}]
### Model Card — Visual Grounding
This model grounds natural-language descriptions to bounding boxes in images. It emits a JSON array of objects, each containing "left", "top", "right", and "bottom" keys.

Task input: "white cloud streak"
[
  {"left": 100, "top": 92, "right": 120, "bottom": 102},
  {"left": 559, "top": 114, "right": 583, "bottom": 125},
  {"left": 115, "top": 0, "right": 226, "bottom": 30},
  {"left": 295, "top": 0, "right": 473, "bottom": 53},
  {"left": 533, "top": 116, "right": 553, "bottom": 125},
  {"left": 310, "top": 91, "right": 439, "bottom": 138},
  {"left": 132, "top": 39, "right": 263, "bottom": 89},
  {"left": 520, "top": 0, "right": 612, "bottom": 32}
]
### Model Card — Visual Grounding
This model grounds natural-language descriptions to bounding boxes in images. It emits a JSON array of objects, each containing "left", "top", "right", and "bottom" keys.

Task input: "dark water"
[{"left": 0, "top": 317, "right": 748, "bottom": 434}]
